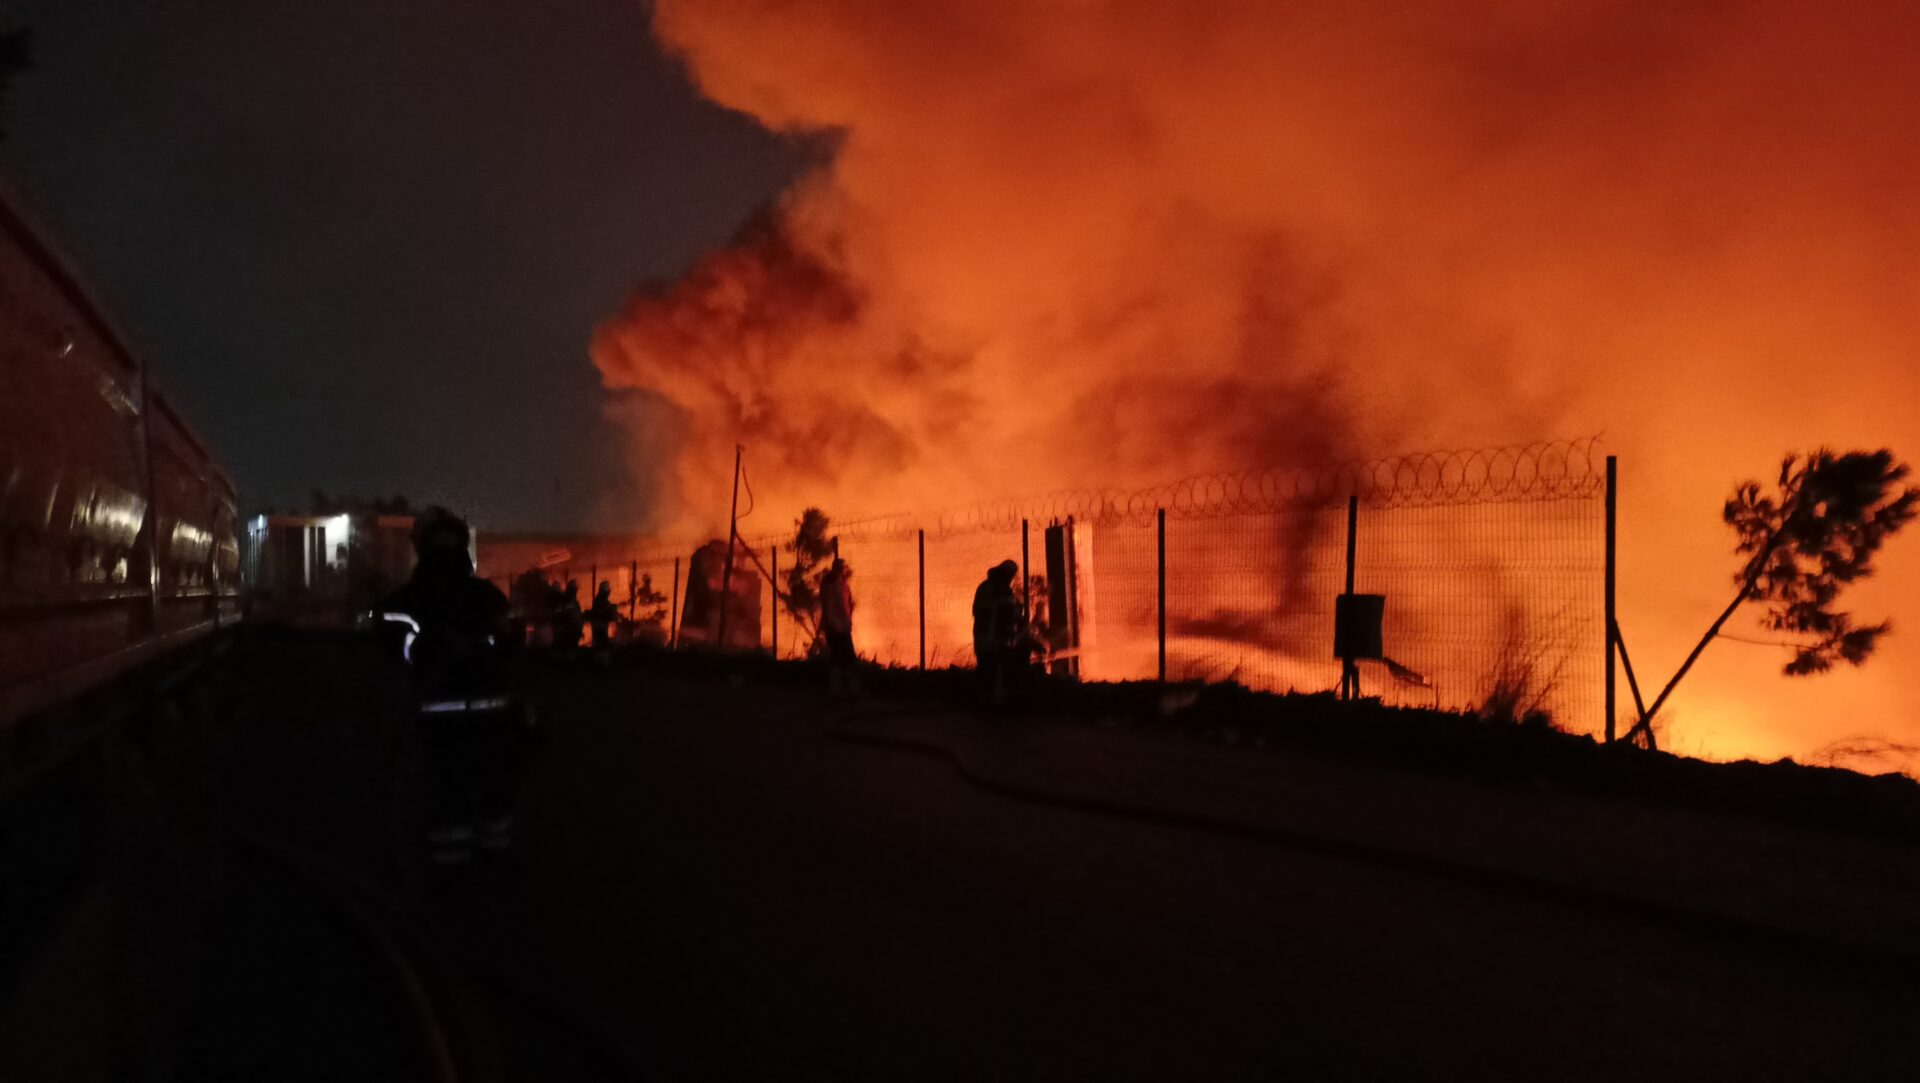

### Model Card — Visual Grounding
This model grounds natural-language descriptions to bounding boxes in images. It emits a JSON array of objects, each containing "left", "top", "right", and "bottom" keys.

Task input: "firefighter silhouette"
[{"left": 379, "top": 507, "right": 520, "bottom": 864}]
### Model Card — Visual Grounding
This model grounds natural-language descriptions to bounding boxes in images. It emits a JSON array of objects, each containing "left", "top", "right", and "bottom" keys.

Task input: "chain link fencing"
[{"left": 502, "top": 439, "right": 1613, "bottom": 735}]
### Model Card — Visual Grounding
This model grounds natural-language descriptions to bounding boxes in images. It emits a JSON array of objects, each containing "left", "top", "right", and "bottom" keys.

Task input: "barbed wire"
[{"left": 828, "top": 437, "right": 1606, "bottom": 540}]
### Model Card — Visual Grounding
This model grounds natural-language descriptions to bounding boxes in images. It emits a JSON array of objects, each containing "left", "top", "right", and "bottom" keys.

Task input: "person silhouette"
[
  {"left": 972, "top": 559, "right": 1024, "bottom": 708},
  {"left": 589, "top": 580, "right": 620, "bottom": 650},
  {"left": 550, "top": 578, "right": 583, "bottom": 653},
  {"left": 379, "top": 507, "right": 518, "bottom": 863},
  {"left": 819, "top": 557, "right": 858, "bottom": 695}
]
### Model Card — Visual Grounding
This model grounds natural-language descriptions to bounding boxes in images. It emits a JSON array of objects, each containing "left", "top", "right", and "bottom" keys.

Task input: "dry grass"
[{"left": 1477, "top": 609, "right": 1571, "bottom": 731}]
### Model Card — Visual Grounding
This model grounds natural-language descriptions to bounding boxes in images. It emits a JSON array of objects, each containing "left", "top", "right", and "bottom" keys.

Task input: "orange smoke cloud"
[{"left": 595, "top": 1, "right": 1920, "bottom": 766}]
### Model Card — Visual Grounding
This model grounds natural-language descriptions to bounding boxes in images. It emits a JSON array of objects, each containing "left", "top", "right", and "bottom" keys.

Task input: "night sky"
[{"left": 0, "top": 0, "right": 807, "bottom": 529}]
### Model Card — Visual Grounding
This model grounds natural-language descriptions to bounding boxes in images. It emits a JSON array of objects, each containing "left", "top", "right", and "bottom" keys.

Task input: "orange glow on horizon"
[{"left": 592, "top": 1, "right": 1920, "bottom": 772}]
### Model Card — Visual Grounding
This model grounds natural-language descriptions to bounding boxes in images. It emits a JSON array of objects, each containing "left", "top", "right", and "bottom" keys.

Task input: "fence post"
[
  {"left": 669, "top": 556, "right": 680, "bottom": 649},
  {"left": 925, "top": 526, "right": 933, "bottom": 668},
  {"left": 1605, "top": 455, "right": 1618, "bottom": 743},
  {"left": 1341, "top": 494, "right": 1359, "bottom": 700},
  {"left": 771, "top": 544, "right": 779, "bottom": 660},
  {"left": 1157, "top": 507, "right": 1167, "bottom": 683}
]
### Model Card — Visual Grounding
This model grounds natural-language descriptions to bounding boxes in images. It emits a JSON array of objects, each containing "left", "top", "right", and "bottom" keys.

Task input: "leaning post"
[{"left": 669, "top": 556, "right": 680, "bottom": 649}]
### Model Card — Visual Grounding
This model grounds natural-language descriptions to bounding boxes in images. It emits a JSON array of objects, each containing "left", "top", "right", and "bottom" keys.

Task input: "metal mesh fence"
[
  {"left": 556, "top": 439, "right": 1612, "bottom": 735},
  {"left": 491, "top": 552, "right": 684, "bottom": 646},
  {"left": 772, "top": 439, "right": 1608, "bottom": 735},
  {"left": 831, "top": 530, "right": 919, "bottom": 664},
  {"left": 1140, "top": 498, "right": 1606, "bottom": 728},
  {"left": 926, "top": 529, "right": 1024, "bottom": 668}
]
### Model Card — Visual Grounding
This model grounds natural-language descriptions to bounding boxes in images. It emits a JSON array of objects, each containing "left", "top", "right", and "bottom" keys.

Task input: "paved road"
[
  {"left": 424, "top": 661, "right": 1916, "bottom": 1081},
  {"left": 212, "top": 636, "right": 1917, "bottom": 1080},
  {"left": 176, "top": 843, "right": 428, "bottom": 1082}
]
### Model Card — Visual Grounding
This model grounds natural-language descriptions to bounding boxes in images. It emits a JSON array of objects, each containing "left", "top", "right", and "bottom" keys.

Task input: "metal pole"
[
  {"left": 1344, "top": 495, "right": 1358, "bottom": 595},
  {"left": 717, "top": 444, "right": 743, "bottom": 650},
  {"left": 669, "top": 556, "right": 680, "bottom": 649},
  {"left": 1342, "top": 494, "right": 1358, "bottom": 700},
  {"left": 1021, "top": 519, "right": 1030, "bottom": 622},
  {"left": 770, "top": 544, "right": 779, "bottom": 660},
  {"left": 1064, "top": 516, "right": 1081, "bottom": 680},
  {"left": 1612, "top": 620, "right": 1649, "bottom": 722},
  {"left": 925, "top": 526, "right": 933, "bottom": 668},
  {"left": 1157, "top": 507, "right": 1167, "bottom": 683},
  {"left": 1604, "top": 455, "right": 1618, "bottom": 743}
]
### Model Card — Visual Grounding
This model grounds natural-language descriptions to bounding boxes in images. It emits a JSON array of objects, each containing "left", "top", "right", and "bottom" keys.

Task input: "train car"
[
  {"left": 0, "top": 179, "right": 241, "bottom": 728},
  {"left": 148, "top": 387, "right": 242, "bottom": 632}
]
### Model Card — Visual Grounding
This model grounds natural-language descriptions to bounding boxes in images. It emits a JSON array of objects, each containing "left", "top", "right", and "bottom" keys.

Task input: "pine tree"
[
  {"left": 783, "top": 507, "right": 836, "bottom": 649},
  {"left": 1626, "top": 448, "right": 1917, "bottom": 747}
]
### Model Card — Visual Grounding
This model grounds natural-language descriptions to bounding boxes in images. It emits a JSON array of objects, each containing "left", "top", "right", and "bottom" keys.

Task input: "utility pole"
[
  {"left": 716, "top": 444, "right": 743, "bottom": 651},
  {"left": 669, "top": 556, "right": 680, "bottom": 648},
  {"left": 1021, "top": 519, "right": 1030, "bottom": 623}
]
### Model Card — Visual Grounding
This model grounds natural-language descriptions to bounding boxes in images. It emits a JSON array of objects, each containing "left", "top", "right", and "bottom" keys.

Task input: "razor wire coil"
[{"left": 828, "top": 437, "right": 1603, "bottom": 540}]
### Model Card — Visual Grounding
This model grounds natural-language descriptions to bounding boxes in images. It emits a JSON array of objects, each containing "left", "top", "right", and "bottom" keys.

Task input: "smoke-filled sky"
[
  {"left": 596, "top": 0, "right": 1920, "bottom": 767},
  {"left": 0, "top": 0, "right": 808, "bottom": 528},
  {"left": 607, "top": 0, "right": 1920, "bottom": 514}
]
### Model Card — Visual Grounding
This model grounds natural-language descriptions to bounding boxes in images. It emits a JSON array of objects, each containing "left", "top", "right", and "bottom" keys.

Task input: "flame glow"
[{"left": 593, "top": 1, "right": 1920, "bottom": 768}]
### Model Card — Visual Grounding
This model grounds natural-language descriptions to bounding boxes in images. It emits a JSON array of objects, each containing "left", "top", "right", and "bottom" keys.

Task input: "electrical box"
[{"left": 1333, "top": 593, "right": 1385, "bottom": 660}]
